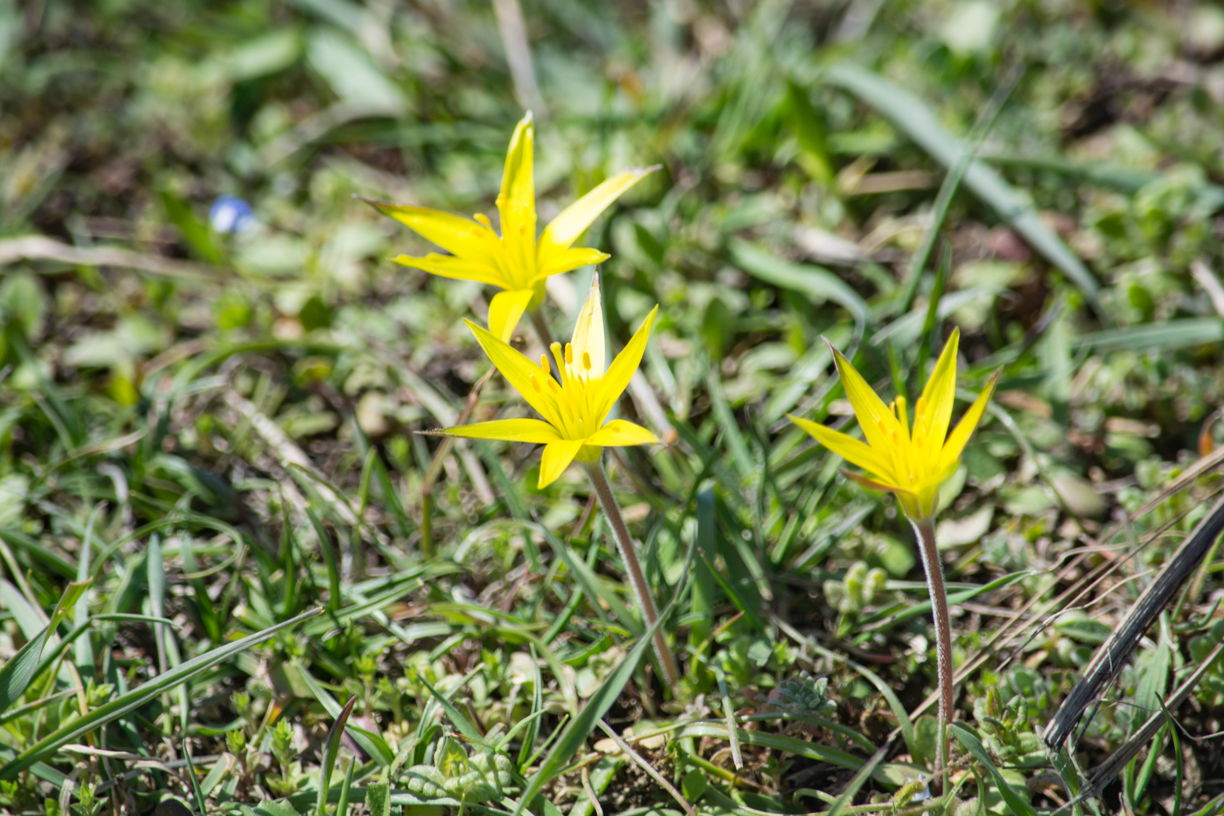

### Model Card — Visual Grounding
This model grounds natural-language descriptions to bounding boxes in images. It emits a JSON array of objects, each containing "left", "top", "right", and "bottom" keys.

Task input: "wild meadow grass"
[{"left": 3, "top": 2, "right": 1224, "bottom": 814}]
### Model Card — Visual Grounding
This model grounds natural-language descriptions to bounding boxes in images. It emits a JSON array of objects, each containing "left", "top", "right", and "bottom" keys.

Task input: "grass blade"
[
  {"left": 823, "top": 62, "right": 1102, "bottom": 315},
  {"left": 0, "top": 607, "right": 321, "bottom": 780}
]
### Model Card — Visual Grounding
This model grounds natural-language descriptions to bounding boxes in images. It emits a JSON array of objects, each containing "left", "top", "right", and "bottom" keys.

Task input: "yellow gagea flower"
[
  {"left": 789, "top": 328, "right": 998, "bottom": 521},
  {"left": 369, "top": 112, "right": 656, "bottom": 341},
  {"left": 444, "top": 276, "right": 659, "bottom": 488}
]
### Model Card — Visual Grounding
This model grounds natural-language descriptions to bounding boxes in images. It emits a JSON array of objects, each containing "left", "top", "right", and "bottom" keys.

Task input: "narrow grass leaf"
[
  {"left": 951, "top": 723, "right": 1036, "bottom": 816},
  {"left": 824, "top": 62, "right": 1102, "bottom": 313},
  {"left": 317, "top": 696, "right": 357, "bottom": 816},
  {"left": 0, "top": 607, "right": 321, "bottom": 780},
  {"left": 511, "top": 623, "right": 655, "bottom": 816},
  {"left": 297, "top": 668, "right": 395, "bottom": 767},
  {"left": 677, "top": 722, "right": 863, "bottom": 773},
  {"left": 730, "top": 239, "right": 870, "bottom": 329}
]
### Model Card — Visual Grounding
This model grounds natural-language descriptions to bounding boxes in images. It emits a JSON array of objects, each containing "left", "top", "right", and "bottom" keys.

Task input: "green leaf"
[
  {"left": 730, "top": 238, "right": 870, "bottom": 328},
  {"left": 0, "top": 607, "right": 321, "bottom": 780},
  {"left": 306, "top": 29, "right": 405, "bottom": 115},
  {"left": 317, "top": 696, "right": 357, "bottom": 816},
  {"left": 511, "top": 626, "right": 656, "bottom": 816},
  {"left": 823, "top": 62, "right": 1102, "bottom": 314},
  {"left": 951, "top": 723, "right": 1037, "bottom": 816}
]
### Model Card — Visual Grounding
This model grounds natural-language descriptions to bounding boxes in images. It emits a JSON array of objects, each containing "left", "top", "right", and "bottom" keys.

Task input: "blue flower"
[{"left": 209, "top": 195, "right": 256, "bottom": 234}]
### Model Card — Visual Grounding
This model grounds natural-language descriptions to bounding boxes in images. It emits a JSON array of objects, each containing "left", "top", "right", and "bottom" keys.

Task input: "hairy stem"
[
  {"left": 911, "top": 516, "right": 953, "bottom": 789},
  {"left": 584, "top": 461, "right": 681, "bottom": 687}
]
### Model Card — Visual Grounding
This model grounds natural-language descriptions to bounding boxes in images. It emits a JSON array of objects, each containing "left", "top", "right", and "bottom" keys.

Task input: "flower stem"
[
  {"left": 584, "top": 461, "right": 681, "bottom": 688},
  {"left": 910, "top": 516, "right": 953, "bottom": 789}
]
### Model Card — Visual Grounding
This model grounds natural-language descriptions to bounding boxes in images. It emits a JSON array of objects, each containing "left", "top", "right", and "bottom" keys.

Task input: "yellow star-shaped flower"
[
  {"left": 789, "top": 328, "right": 999, "bottom": 521},
  {"left": 369, "top": 112, "right": 656, "bottom": 341},
  {"left": 444, "top": 276, "right": 659, "bottom": 488}
]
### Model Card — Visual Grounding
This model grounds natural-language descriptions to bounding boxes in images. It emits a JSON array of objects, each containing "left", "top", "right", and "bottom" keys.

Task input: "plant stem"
[
  {"left": 910, "top": 516, "right": 953, "bottom": 790},
  {"left": 584, "top": 461, "right": 681, "bottom": 687},
  {"left": 530, "top": 310, "right": 555, "bottom": 350}
]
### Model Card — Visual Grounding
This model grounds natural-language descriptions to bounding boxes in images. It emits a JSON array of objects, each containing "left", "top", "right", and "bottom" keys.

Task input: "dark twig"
[{"left": 1044, "top": 492, "right": 1224, "bottom": 750}]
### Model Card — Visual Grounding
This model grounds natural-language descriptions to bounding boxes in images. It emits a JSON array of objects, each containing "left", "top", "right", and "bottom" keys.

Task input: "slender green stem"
[
  {"left": 910, "top": 516, "right": 952, "bottom": 790},
  {"left": 584, "top": 461, "right": 681, "bottom": 687}
]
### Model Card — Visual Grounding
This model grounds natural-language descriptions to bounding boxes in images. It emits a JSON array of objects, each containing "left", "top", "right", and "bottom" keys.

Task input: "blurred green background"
[{"left": 4, "top": 0, "right": 1224, "bottom": 813}]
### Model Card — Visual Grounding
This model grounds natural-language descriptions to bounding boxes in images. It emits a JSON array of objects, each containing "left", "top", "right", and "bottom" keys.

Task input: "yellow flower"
[
  {"left": 789, "top": 328, "right": 998, "bottom": 521},
  {"left": 368, "top": 112, "right": 656, "bottom": 341},
  {"left": 444, "top": 276, "right": 659, "bottom": 488}
]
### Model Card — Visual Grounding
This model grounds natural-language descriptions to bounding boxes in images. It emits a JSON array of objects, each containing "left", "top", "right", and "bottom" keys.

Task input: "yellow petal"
[
  {"left": 370, "top": 201, "right": 501, "bottom": 264},
  {"left": 788, "top": 414, "right": 897, "bottom": 484},
  {"left": 586, "top": 419, "right": 658, "bottom": 447},
  {"left": 937, "top": 368, "right": 1000, "bottom": 476},
  {"left": 912, "top": 328, "right": 959, "bottom": 457},
  {"left": 842, "top": 468, "right": 911, "bottom": 496},
  {"left": 826, "top": 340, "right": 900, "bottom": 451},
  {"left": 569, "top": 275, "right": 606, "bottom": 378},
  {"left": 593, "top": 305, "right": 658, "bottom": 424},
  {"left": 393, "top": 253, "right": 506, "bottom": 289},
  {"left": 443, "top": 418, "right": 560, "bottom": 444},
  {"left": 540, "top": 166, "right": 658, "bottom": 249},
  {"left": 497, "top": 113, "right": 537, "bottom": 273},
  {"left": 466, "top": 319, "right": 562, "bottom": 428},
  {"left": 539, "top": 439, "right": 584, "bottom": 488},
  {"left": 488, "top": 288, "right": 535, "bottom": 342},
  {"left": 534, "top": 245, "right": 610, "bottom": 281}
]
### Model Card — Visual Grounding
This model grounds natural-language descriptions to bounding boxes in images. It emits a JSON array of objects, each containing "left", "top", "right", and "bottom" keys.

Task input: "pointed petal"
[
  {"left": 538, "top": 439, "right": 584, "bottom": 488},
  {"left": 370, "top": 201, "right": 501, "bottom": 264},
  {"left": 788, "top": 414, "right": 896, "bottom": 484},
  {"left": 842, "top": 468, "right": 910, "bottom": 495},
  {"left": 443, "top": 418, "right": 561, "bottom": 444},
  {"left": 534, "top": 245, "right": 610, "bottom": 281},
  {"left": 937, "top": 368, "right": 1000, "bottom": 475},
  {"left": 594, "top": 305, "right": 658, "bottom": 423},
  {"left": 913, "top": 328, "right": 959, "bottom": 456},
  {"left": 540, "top": 166, "right": 658, "bottom": 248},
  {"left": 466, "top": 319, "right": 562, "bottom": 428},
  {"left": 569, "top": 274, "right": 606, "bottom": 378},
  {"left": 393, "top": 253, "right": 506, "bottom": 288},
  {"left": 826, "top": 340, "right": 900, "bottom": 451},
  {"left": 497, "top": 113, "right": 537, "bottom": 273},
  {"left": 488, "top": 288, "right": 535, "bottom": 342},
  {"left": 587, "top": 419, "right": 658, "bottom": 447}
]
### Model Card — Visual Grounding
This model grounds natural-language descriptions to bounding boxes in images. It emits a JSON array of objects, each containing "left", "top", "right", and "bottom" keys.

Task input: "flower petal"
[
  {"left": 443, "top": 418, "right": 560, "bottom": 444},
  {"left": 370, "top": 200, "right": 501, "bottom": 265},
  {"left": 593, "top": 305, "right": 658, "bottom": 423},
  {"left": 393, "top": 253, "right": 506, "bottom": 289},
  {"left": 569, "top": 275, "right": 606, "bottom": 378},
  {"left": 488, "top": 288, "right": 535, "bottom": 342},
  {"left": 826, "top": 340, "right": 900, "bottom": 451},
  {"left": 912, "top": 328, "right": 959, "bottom": 458},
  {"left": 466, "top": 319, "right": 562, "bottom": 428},
  {"left": 535, "top": 246, "right": 610, "bottom": 281},
  {"left": 497, "top": 113, "right": 537, "bottom": 274},
  {"left": 788, "top": 414, "right": 897, "bottom": 484},
  {"left": 842, "top": 468, "right": 910, "bottom": 496},
  {"left": 538, "top": 439, "right": 584, "bottom": 488},
  {"left": 540, "top": 166, "right": 658, "bottom": 249},
  {"left": 937, "top": 368, "right": 1000, "bottom": 476},
  {"left": 586, "top": 419, "right": 658, "bottom": 447}
]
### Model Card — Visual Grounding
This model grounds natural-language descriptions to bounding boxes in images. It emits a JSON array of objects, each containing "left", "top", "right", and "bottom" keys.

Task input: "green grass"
[{"left": 3, "top": 0, "right": 1224, "bottom": 814}]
